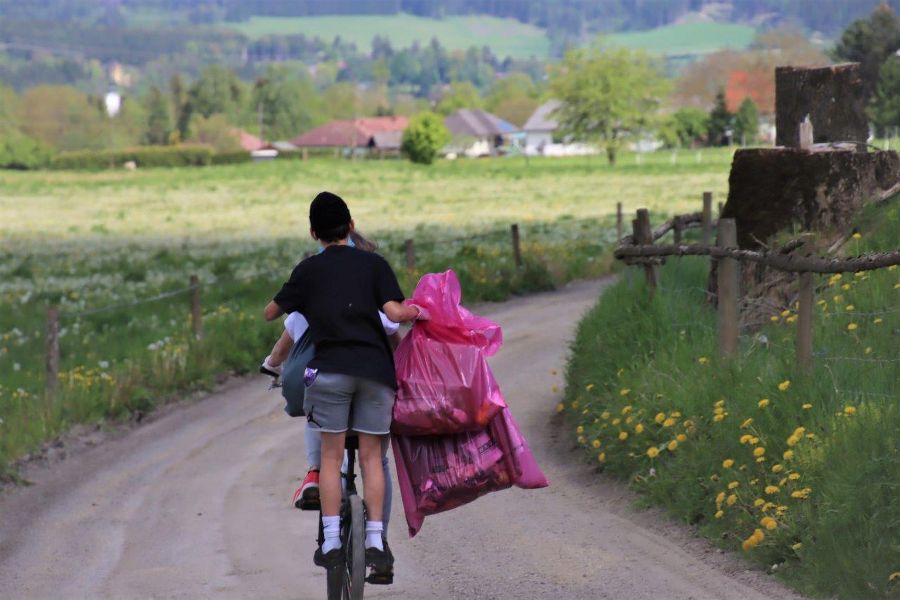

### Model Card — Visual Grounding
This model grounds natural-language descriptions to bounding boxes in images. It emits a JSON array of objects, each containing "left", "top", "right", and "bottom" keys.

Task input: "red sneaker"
[{"left": 293, "top": 469, "right": 320, "bottom": 510}]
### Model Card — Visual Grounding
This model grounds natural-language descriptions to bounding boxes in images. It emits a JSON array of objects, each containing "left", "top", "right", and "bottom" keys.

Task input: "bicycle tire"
[{"left": 346, "top": 495, "right": 366, "bottom": 600}]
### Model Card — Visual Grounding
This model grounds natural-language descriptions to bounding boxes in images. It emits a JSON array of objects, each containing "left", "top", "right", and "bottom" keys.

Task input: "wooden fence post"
[
  {"left": 673, "top": 216, "right": 683, "bottom": 244},
  {"left": 717, "top": 218, "right": 739, "bottom": 360},
  {"left": 510, "top": 224, "right": 523, "bottom": 268},
  {"left": 616, "top": 202, "right": 623, "bottom": 242},
  {"left": 702, "top": 191, "right": 713, "bottom": 246},
  {"left": 405, "top": 239, "right": 416, "bottom": 272},
  {"left": 796, "top": 240, "right": 815, "bottom": 374},
  {"left": 190, "top": 274, "right": 202, "bottom": 340},
  {"left": 635, "top": 209, "right": 657, "bottom": 295},
  {"left": 45, "top": 306, "right": 59, "bottom": 402}
]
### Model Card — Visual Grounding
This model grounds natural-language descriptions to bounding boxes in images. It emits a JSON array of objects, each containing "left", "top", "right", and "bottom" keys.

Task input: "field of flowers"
[
  {"left": 0, "top": 151, "right": 735, "bottom": 478},
  {"left": 562, "top": 201, "right": 899, "bottom": 598}
]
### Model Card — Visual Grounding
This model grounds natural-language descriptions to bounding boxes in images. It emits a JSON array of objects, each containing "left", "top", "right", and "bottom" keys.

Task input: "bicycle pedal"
[
  {"left": 296, "top": 498, "right": 320, "bottom": 511},
  {"left": 366, "top": 571, "right": 394, "bottom": 585}
]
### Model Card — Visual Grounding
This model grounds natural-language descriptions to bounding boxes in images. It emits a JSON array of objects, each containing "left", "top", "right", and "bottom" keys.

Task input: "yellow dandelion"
[
  {"left": 874, "top": 317, "right": 883, "bottom": 325},
  {"left": 780, "top": 309, "right": 791, "bottom": 317},
  {"left": 592, "top": 439, "right": 601, "bottom": 449},
  {"left": 852, "top": 232, "right": 861, "bottom": 239},
  {"left": 597, "top": 452, "right": 606, "bottom": 462},
  {"left": 889, "top": 572, "right": 900, "bottom": 582},
  {"left": 740, "top": 434, "right": 753, "bottom": 444},
  {"left": 625, "top": 416, "right": 634, "bottom": 425},
  {"left": 792, "top": 543, "right": 803, "bottom": 551},
  {"left": 844, "top": 406, "right": 857, "bottom": 416},
  {"left": 647, "top": 446, "right": 660, "bottom": 458},
  {"left": 865, "top": 347, "right": 873, "bottom": 354},
  {"left": 714, "top": 399, "right": 726, "bottom": 408},
  {"left": 716, "top": 491, "right": 727, "bottom": 505},
  {"left": 841, "top": 283, "right": 851, "bottom": 290},
  {"left": 787, "top": 435, "right": 800, "bottom": 446},
  {"left": 772, "top": 464, "right": 784, "bottom": 473},
  {"left": 740, "top": 418, "right": 753, "bottom": 429},
  {"left": 622, "top": 405, "right": 633, "bottom": 414},
  {"left": 585, "top": 384, "right": 595, "bottom": 391},
  {"left": 758, "top": 399, "right": 770, "bottom": 408},
  {"left": 612, "top": 418, "right": 621, "bottom": 426},
  {"left": 802, "top": 403, "right": 812, "bottom": 410},
  {"left": 845, "top": 304, "right": 855, "bottom": 311},
  {"left": 576, "top": 425, "right": 584, "bottom": 434},
  {"left": 786, "top": 315, "right": 797, "bottom": 324},
  {"left": 663, "top": 417, "right": 676, "bottom": 427},
  {"left": 601, "top": 411, "right": 610, "bottom": 420},
  {"left": 770, "top": 315, "right": 780, "bottom": 322},
  {"left": 620, "top": 388, "right": 631, "bottom": 396},
  {"left": 778, "top": 380, "right": 791, "bottom": 391},
  {"left": 760, "top": 516, "right": 778, "bottom": 530},
  {"left": 713, "top": 413, "right": 726, "bottom": 422},
  {"left": 577, "top": 436, "right": 586, "bottom": 444},
  {"left": 847, "top": 323, "right": 858, "bottom": 331},
  {"left": 571, "top": 400, "right": 579, "bottom": 409},
  {"left": 715, "top": 510, "right": 724, "bottom": 519},
  {"left": 753, "top": 447, "right": 766, "bottom": 458},
  {"left": 635, "top": 423, "right": 645, "bottom": 434},
  {"left": 618, "top": 431, "right": 629, "bottom": 441},
  {"left": 676, "top": 433, "right": 687, "bottom": 443},
  {"left": 655, "top": 412, "right": 666, "bottom": 424},
  {"left": 765, "top": 485, "right": 780, "bottom": 495},
  {"left": 556, "top": 402, "right": 565, "bottom": 413},
  {"left": 667, "top": 440, "right": 678, "bottom": 451},
  {"left": 728, "top": 481, "right": 740, "bottom": 490},
  {"left": 726, "top": 494, "right": 737, "bottom": 506},
  {"left": 698, "top": 356, "right": 709, "bottom": 364},
  {"left": 754, "top": 498, "right": 765, "bottom": 507},
  {"left": 722, "top": 459, "right": 735, "bottom": 469},
  {"left": 783, "top": 450, "right": 794, "bottom": 460},
  {"left": 788, "top": 473, "right": 800, "bottom": 481}
]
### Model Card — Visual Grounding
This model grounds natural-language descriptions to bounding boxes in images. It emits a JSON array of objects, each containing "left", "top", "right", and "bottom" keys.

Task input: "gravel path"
[{"left": 0, "top": 278, "right": 802, "bottom": 599}]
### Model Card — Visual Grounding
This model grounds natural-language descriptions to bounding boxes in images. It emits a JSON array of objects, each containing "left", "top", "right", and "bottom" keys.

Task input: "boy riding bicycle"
[{"left": 264, "top": 192, "right": 420, "bottom": 575}]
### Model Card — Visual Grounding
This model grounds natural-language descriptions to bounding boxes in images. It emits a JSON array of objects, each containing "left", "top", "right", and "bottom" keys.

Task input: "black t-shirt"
[{"left": 273, "top": 245, "right": 404, "bottom": 390}]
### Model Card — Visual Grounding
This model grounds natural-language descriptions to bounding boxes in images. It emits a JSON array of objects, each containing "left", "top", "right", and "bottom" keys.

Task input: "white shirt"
[{"left": 284, "top": 310, "right": 399, "bottom": 342}]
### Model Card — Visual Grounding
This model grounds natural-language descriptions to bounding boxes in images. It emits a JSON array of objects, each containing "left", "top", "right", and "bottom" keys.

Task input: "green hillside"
[
  {"left": 608, "top": 22, "right": 756, "bottom": 56},
  {"left": 232, "top": 13, "right": 551, "bottom": 59}
]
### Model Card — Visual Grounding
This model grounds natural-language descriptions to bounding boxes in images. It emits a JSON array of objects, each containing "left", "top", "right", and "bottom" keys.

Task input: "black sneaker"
[
  {"left": 365, "top": 540, "right": 394, "bottom": 584},
  {"left": 314, "top": 546, "right": 344, "bottom": 569}
]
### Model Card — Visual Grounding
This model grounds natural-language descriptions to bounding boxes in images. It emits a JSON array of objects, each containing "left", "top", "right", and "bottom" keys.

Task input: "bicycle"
[{"left": 320, "top": 435, "right": 367, "bottom": 600}]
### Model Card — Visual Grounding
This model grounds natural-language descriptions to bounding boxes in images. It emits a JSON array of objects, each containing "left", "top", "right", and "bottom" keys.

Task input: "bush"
[
  {"left": 211, "top": 151, "right": 252, "bottom": 166},
  {"left": 51, "top": 145, "right": 214, "bottom": 170},
  {"left": 401, "top": 111, "right": 451, "bottom": 165},
  {"left": 0, "top": 131, "right": 52, "bottom": 170}
]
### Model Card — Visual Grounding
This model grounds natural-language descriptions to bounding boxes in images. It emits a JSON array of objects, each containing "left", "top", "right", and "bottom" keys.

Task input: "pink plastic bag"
[
  {"left": 393, "top": 407, "right": 549, "bottom": 537},
  {"left": 392, "top": 270, "right": 506, "bottom": 435}
]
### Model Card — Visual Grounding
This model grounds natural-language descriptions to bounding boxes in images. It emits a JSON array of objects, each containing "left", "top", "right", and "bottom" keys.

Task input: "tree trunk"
[{"left": 606, "top": 145, "right": 616, "bottom": 166}]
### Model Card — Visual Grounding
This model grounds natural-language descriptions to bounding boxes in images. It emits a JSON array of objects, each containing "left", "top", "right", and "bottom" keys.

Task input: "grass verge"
[{"left": 561, "top": 202, "right": 899, "bottom": 599}]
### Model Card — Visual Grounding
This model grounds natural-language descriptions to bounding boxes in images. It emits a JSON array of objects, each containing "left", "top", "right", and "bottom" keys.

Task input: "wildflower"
[
  {"left": 780, "top": 309, "right": 791, "bottom": 317},
  {"left": 788, "top": 473, "right": 800, "bottom": 481},
  {"left": 844, "top": 406, "right": 857, "bottom": 416},
  {"left": 783, "top": 450, "right": 794, "bottom": 460},
  {"left": 740, "top": 418, "right": 753, "bottom": 429},
  {"left": 655, "top": 412, "right": 666, "bottom": 424},
  {"left": 552, "top": 385, "right": 559, "bottom": 393},
  {"left": 786, "top": 315, "right": 797, "bottom": 324},
  {"left": 612, "top": 418, "right": 621, "bottom": 426},
  {"left": 576, "top": 425, "right": 584, "bottom": 434},
  {"left": 802, "top": 403, "right": 812, "bottom": 410},
  {"left": 847, "top": 323, "right": 858, "bottom": 331},
  {"left": 622, "top": 405, "right": 633, "bottom": 414},
  {"left": 772, "top": 464, "right": 784, "bottom": 474},
  {"left": 676, "top": 433, "right": 687, "bottom": 442},
  {"left": 758, "top": 398, "right": 770, "bottom": 408},
  {"left": 865, "top": 347, "right": 873, "bottom": 354},
  {"left": 770, "top": 316, "right": 779, "bottom": 322},
  {"left": 763, "top": 501, "right": 777, "bottom": 512},
  {"left": 756, "top": 457, "right": 766, "bottom": 463},
  {"left": 845, "top": 304, "right": 855, "bottom": 311},
  {"left": 890, "top": 572, "right": 900, "bottom": 582},
  {"left": 713, "top": 413, "right": 726, "bottom": 423},
  {"left": 601, "top": 411, "right": 610, "bottom": 420},
  {"left": 716, "top": 491, "right": 726, "bottom": 505},
  {"left": 728, "top": 481, "right": 740, "bottom": 490},
  {"left": 792, "top": 543, "right": 803, "bottom": 551},
  {"left": 667, "top": 440, "right": 678, "bottom": 451},
  {"left": 833, "top": 294, "right": 844, "bottom": 304},
  {"left": 714, "top": 510, "right": 724, "bottom": 519},
  {"left": 740, "top": 434, "right": 753, "bottom": 445},
  {"left": 841, "top": 283, "right": 851, "bottom": 290},
  {"left": 597, "top": 452, "right": 606, "bottom": 462},
  {"left": 787, "top": 435, "right": 800, "bottom": 446},
  {"left": 753, "top": 498, "right": 765, "bottom": 508},
  {"left": 753, "top": 447, "right": 765, "bottom": 458},
  {"left": 760, "top": 516, "right": 778, "bottom": 530},
  {"left": 663, "top": 417, "right": 676, "bottom": 427},
  {"left": 791, "top": 488, "right": 812, "bottom": 499},
  {"left": 793, "top": 427, "right": 806, "bottom": 437},
  {"left": 715, "top": 399, "right": 726, "bottom": 408},
  {"left": 777, "top": 380, "right": 791, "bottom": 391},
  {"left": 625, "top": 416, "right": 634, "bottom": 425},
  {"left": 592, "top": 439, "right": 601, "bottom": 449},
  {"left": 556, "top": 403, "right": 565, "bottom": 413},
  {"left": 635, "top": 423, "right": 644, "bottom": 434},
  {"left": 726, "top": 494, "right": 737, "bottom": 506},
  {"left": 577, "top": 436, "right": 586, "bottom": 444},
  {"left": 585, "top": 384, "right": 595, "bottom": 391},
  {"left": 698, "top": 356, "right": 709, "bottom": 364},
  {"left": 765, "top": 485, "right": 780, "bottom": 495},
  {"left": 722, "top": 459, "right": 735, "bottom": 469},
  {"left": 852, "top": 232, "right": 861, "bottom": 239},
  {"left": 646, "top": 446, "right": 660, "bottom": 458},
  {"left": 620, "top": 388, "right": 631, "bottom": 396},
  {"left": 571, "top": 400, "right": 579, "bottom": 409},
  {"left": 874, "top": 318, "right": 883, "bottom": 325},
  {"left": 618, "top": 431, "right": 629, "bottom": 441}
]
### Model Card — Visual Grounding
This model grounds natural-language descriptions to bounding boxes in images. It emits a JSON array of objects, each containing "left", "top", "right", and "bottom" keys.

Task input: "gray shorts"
[{"left": 303, "top": 372, "right": 395, "bottom": 435}]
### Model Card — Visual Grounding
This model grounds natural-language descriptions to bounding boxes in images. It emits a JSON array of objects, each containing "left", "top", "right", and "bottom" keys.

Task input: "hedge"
[
  {"left": 210, "top": 151, "right": 252, "bottom": 166},
  {"left": 51, "top": 145, "right": 214, "bottom": 170}
]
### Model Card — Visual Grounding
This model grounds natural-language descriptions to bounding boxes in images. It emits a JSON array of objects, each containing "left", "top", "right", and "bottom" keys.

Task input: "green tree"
[
  {"left": 18, "top": 85, "right": 107, "bottom": 151},
  {"left": 143, "top": 86, "right": 172, "bottom": 145},
  {"left": 869, "top": 56, "right": 900, "bottom": 135},
  {"left": 322, "top": 82, "right": 359, "bottom": 120},
  {"left": 170, "top": 74, "right": 189, "bottom": 142},
  {"left": 252, "top": 65, "right": 325, "bottom": 140},
  {"left": 401, "top": 111, "right": 451, "bottom": 165},
  {"left": 706, "top": 89, "right": 733, "bottom": 147},
  {"left": 832, "top": 3, "right": 900, "bottom": 99},
  {"left": 734, "top": 97, "right": 759, "bottom": 146},
  {"left": 485, "top": 72, "right": 540, "bottom": 127},
  {"left": 660, "top": 107, "right": 709, "bottom": 148},
  {"left": 188, "top": 65, "right": 245, "bottom": 120},
  {"left": 548, "top": 45, "right": 669, "bottom": 165},
  {"left": 435, "top": 82, "right": 483, "bottom": 115},
  {"left": 187, "top": 114, "right": 241, "bottom": 153}
]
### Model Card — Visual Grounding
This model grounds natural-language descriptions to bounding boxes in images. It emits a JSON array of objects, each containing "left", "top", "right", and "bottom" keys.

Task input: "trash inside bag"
[{"left": 392, "top": 270, "right": 506, "bottom": 435}]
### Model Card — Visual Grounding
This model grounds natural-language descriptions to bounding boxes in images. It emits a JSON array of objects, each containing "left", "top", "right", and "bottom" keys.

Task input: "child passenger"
[{"left": 264, "top": 192, "right": 421, "bottom": 576}]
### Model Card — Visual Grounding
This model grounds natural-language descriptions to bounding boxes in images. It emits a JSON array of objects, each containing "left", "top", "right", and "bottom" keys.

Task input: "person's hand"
[{"left": 410, "top": 304, "right": 430, "bottom": 321}]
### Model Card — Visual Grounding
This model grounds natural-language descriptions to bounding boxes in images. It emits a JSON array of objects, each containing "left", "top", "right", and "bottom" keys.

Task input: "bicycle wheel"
[{"left": 345, "top": 495, "right": 366, "bottom": 600}]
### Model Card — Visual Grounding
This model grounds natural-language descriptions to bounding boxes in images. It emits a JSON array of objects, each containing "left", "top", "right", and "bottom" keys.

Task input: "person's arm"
[
  {"left": 382, "top": 300, "right": 419, "bottom": 324},
  {"left": 264, "top": 300, "right": 284, "bottom": 321}
]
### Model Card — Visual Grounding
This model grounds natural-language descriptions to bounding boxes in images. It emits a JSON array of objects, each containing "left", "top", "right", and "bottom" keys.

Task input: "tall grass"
[{"left": 562, "top": 202, "right": 899, "bottom": 598}]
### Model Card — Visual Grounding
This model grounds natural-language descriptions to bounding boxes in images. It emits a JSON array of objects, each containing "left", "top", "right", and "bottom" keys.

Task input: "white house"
[
  {"left": 522, "top": 100, "right": 597, "bottom": 156},
  {"left": 443, "top": 109, "right": 519, "bottom": 157}
]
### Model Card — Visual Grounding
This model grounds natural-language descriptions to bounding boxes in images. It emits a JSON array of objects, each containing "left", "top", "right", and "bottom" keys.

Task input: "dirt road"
[{"left": 0, "top": 279, "right": 801, "bottom": 599}]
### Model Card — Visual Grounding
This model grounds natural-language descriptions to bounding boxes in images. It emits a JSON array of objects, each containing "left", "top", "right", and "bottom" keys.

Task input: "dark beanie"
[{"left": 309, "top": 191, "right": 351, "bottom": 233}]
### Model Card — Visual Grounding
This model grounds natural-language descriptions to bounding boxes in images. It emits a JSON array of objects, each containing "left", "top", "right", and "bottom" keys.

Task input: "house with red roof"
[
  {"left": 725, "top": 69, "right": 775, "bottom": 114},
  {"left": 290, "top": 116, "right": 409, "bottom": 155}
]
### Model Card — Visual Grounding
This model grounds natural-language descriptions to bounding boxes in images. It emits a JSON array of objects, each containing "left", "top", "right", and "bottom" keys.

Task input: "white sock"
[
  {"left": 365, "top": 520, "right": 384, "bottom": 551},
  {"left": 322, "top": 515, "right": 341, "bottom": 553}
]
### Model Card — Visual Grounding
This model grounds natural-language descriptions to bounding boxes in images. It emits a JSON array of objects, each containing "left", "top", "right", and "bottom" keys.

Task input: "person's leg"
[
  {"left": 318, "top": 430, "right": 345, "bottom": 555},
  {"left": 381, "top": 436, "right": 392, "bottom": 536},
  {"left": 292, "top": 423, "right": 322, "bottom": 509},
  {"left": 358, "top": 432, "right": 387, "bottom": 552},
  {"left": 305, "top": 423, "right": 321, "bottom": 469}
]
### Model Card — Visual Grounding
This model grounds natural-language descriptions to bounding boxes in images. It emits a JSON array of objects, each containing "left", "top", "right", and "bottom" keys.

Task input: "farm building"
[
  {"left": 443, "top": 109, "right": 519, "bottom": 157},
  {"left": 290, "top": 116, "right": 409, "bottom": 156},
  {"left": 522, "top": 101, "right": 597, "bottom": 157}
]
